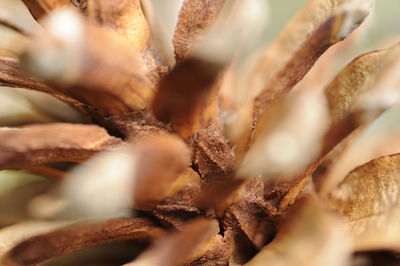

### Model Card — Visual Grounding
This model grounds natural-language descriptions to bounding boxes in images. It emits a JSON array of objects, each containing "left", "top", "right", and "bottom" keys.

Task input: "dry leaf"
[
  {"left": 0, "top": 123, "right": 121, "bottom": 169},
  {"left": 2, "top": 217, "right": 165, "bottom": 266},
  {"left": 327, "top": 153, "right": 400, "bottom": 251},
  {"left": 0, "top": 221, "right": 72, "bottom": 258}
]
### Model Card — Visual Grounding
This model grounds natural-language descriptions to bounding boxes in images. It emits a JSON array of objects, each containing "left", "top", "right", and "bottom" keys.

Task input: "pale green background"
[{"left": 268, "top": 0, "right": 400, "bottom": 48}]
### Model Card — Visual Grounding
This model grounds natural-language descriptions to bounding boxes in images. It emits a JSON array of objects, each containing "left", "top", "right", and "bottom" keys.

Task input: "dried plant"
[{"left": 0, "top": 0, "right": 400, "bottom": 265}]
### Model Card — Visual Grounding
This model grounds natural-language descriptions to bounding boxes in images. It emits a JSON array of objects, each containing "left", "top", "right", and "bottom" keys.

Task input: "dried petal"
[
  {"left": 322, "top": 42, "right": 400, "bottom": 155},
  {"left": 234, "top": 0, "right": 372, "bottom": 163},
  {"left": 2, "top": 217, "right": 165, "bottom": 265},
  {"left": 86, "top": 0, "right": 149, "bottom": 51},
  {"left": 251, "top": 0, "right": 373, "bottom": 125},
  {"left": 0, "top": 18, "right": 26, "bottom": 36},
  {"left": 328, "top": 154, "right": 400, "bottom": 250},
  {"left": 206, "top": 0, "right": 270, "bottom": 134},
  {"left": 152, "top": 56, "right": 234, "bottom": 183},
  {"left": 132, "top": 134, "right": 192, "bottom": 210},
  {"left": 60, "top": 134, "right": 196, "bottom": 217},
  {"left": 0, "top": 57, "right": 67, "bottom": 100},
  {"left": 0, "top": 56, "right": 90, "bottom": 119},
  {"left": 0, "top": 221, "right": 72, "bottom": 258},
  {"left": 139, "top": 0, "right": 184, "bottom": 67},
  {"left": 227, "top": 0, "right": 372, "bottom": 159},
  {"left": 246, "top": 197, "right": 351, "bottom": 266},
  {"left": 0, "top": 87, "right": 83, "bottom": 126},
  {"left": 60, "top": 149, "right": 136, "bottom": 218},
  {"left": 0, "top": 123, "right": 121, "bottom": 169},
  {"left": 126, "top": 218, "right": 230, "bottom": 266},
  {"left": 173, "top": 0, "right": 226, "bottom": 61},
  {"left": 265, "top": 42, "right": 400, "bottom": 212},
  {"left": 160, "top": 0, "right": 270, "bottom": 141},
  {"left": 239, "top": 90, "right": 329, "bottom": 180},
  {"left": 37, "top": 242, "right": 148, "bottom": 266},
  {"left": 15, "top": 88, "right": 84, "bottom": 123},
  {"left": 297, "top": 17, "right": 371, "bottom": 91},
  {"left": 317, "top": 107, "right": 400, "bottom": 195},
  {"left": 325, "top": 49, "right": 389, "bottom": 124},
  {"left": 327, "top": 154, "right": 400, "bottom": 251},
  {"left": 20, "top": 9, "right": 154, "bottom": 116},
  {"left": 236, "top": 89, "right": 328, "bottom": 214},
  {"left": 192, "top": 0, "right": 269, "bottom": 64},
  {"left": 272, "top": 163, "right": 320, "bottom": 213},
  {"left": 152, "top": 58, "right": 222, "bottom": 140},
  {"left": 0, "top": 0, "right": 40, "bottom": 35},
  {"left": 0, "top": 87, "right": 54, "bottom": 126},
  {"left": 21, "top": 0, "right": 74, "bottom": 20},
  {"left": 85, "top": 0, "right": 166, "bottom": 82}
]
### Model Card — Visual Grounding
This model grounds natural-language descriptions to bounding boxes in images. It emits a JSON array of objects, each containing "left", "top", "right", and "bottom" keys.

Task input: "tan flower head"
[{"left": 0, "top": 0, "right": 400, "bottom": 265}]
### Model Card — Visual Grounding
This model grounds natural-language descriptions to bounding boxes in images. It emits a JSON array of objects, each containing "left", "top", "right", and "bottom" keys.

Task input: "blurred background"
[
  {"left": 268, "top": 0, "right": 400, "bottom": 48},
  {"left": 0, "top": 0, "right": 399, "bottom": 195}
]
